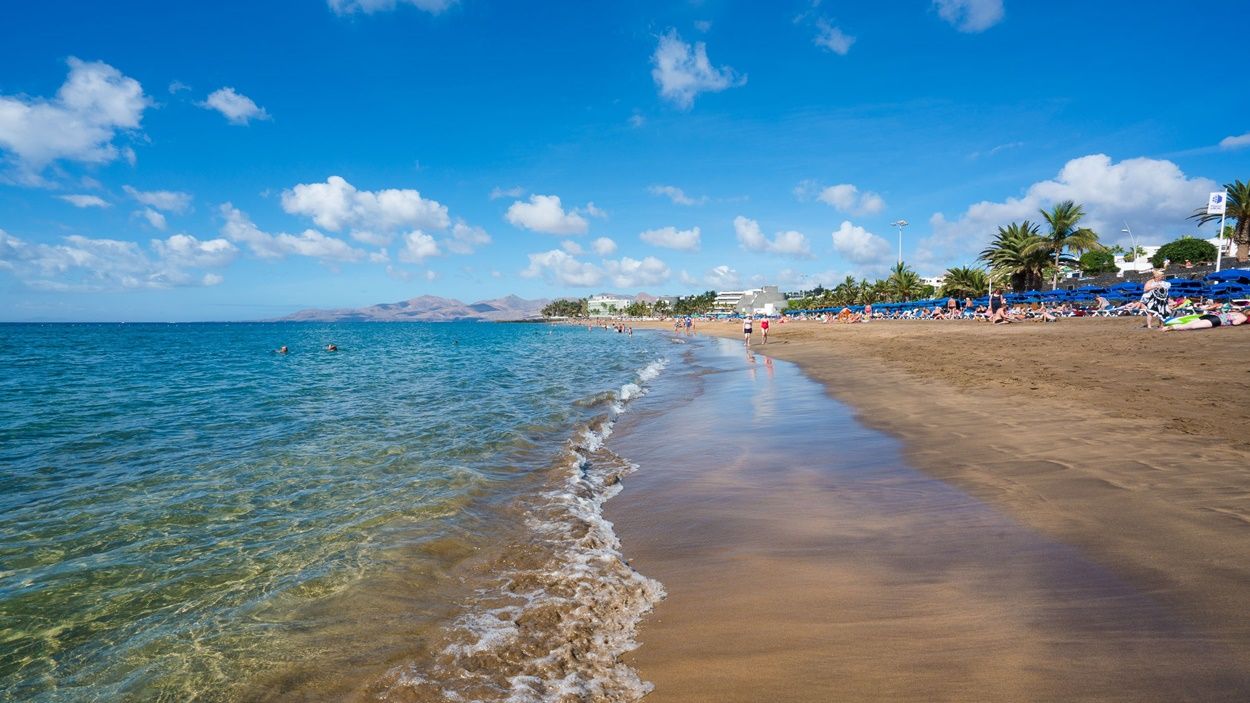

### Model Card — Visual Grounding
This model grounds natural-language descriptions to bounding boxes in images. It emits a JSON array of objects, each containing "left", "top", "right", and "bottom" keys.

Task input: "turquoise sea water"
[{"left": 0, "top": 322, "right": 672, "bottom": 701}]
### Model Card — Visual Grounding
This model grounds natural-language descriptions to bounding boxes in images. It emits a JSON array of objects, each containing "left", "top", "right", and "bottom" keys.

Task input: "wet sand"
[{"left": 611, "top": 322, "right": 1250, "bottom": 700}]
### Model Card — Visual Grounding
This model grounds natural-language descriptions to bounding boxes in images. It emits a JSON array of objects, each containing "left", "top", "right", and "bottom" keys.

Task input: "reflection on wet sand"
[{"left": 608, "top": 337, "right": 1249, "bottom": 702}]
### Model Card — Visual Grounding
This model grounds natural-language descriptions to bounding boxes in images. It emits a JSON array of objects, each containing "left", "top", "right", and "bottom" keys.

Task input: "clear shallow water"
[{"left": 0, "top": 322, "right": 671, "bottom": 701}]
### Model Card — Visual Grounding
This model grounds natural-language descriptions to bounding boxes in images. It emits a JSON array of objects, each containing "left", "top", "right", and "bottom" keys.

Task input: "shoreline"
[{"left": 615, "top": 318, "right": 1250, "bottom": 697}]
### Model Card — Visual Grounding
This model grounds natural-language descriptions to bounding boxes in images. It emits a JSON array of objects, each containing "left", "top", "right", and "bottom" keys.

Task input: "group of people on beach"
[{"left": 742, "top": 315, "right": 771, "bottom": 346}]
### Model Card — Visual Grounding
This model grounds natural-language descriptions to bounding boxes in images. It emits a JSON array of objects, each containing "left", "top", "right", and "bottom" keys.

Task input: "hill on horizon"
[{"left": 277, "top": 294, "right": 549, "bottom": 322}]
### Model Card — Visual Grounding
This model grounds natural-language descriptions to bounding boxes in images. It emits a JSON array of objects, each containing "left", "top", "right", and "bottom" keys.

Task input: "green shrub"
[
  {"left": 1079, "top": 250, "right": 1118, "bottom": 275},
  {"left": 1150, "top": 237, "right": 1217, "bottom": 268}
]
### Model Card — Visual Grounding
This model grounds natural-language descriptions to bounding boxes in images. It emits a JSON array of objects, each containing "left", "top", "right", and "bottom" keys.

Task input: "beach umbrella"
[{"left": 1205, "top": 269, "right": 1250, "bottom": 284}]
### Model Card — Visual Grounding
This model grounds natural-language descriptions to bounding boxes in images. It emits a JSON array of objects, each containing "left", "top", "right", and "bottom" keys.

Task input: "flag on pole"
[{"left": 1207, "top": 191, "right": 1227, "bottom": 216}]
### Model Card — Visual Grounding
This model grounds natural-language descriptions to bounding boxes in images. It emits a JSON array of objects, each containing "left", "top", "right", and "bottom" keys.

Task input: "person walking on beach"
[
  {"left": 760, "top": 317, "right": 770, "bottom": 344},
  {"left": 742, "top": 316, "right": 753, "bottom": 346},
  {"left": 1142, "top": 270, "right": 1171, "bottom": 330}
]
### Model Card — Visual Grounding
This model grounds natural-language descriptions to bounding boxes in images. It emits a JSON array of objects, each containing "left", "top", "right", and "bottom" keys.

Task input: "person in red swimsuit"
[{"left": 760, "top": 317, "right": 770, "bottom": 344}]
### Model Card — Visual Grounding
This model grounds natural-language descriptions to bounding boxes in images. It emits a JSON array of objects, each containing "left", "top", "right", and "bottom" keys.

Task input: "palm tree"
[
  {"left": 831, "top": 275, "right": 859, "bottom": 306},
  {"left": 1189, "top": 179, "right": 1250, "bottom": 262},
  {"left": 884, "top": 262, "right": 925, "bottom": 302},
  {"left": 939, "top": 266, "right": 988, "bottom": 298},
  {"left": 979, "top": 221, "right": 1049, "bottom": 292},
  {"left": 1028, "top": 201, "right": 1102, "bottom": 289}
]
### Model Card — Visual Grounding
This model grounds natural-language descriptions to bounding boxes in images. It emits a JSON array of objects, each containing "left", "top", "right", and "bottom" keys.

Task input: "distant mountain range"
[{"left": 277, "top": 294, "right": 550, "bottom": 322}]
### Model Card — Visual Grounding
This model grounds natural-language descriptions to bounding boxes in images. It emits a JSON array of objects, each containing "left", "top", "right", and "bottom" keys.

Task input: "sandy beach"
[{"left": 611, "top": 319, "right": 1250, "bottom": 700}]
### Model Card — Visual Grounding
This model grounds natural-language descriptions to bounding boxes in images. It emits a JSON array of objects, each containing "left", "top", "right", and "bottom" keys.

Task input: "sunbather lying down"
[{"left": 1163, "top": 311, "right": 1248, "bottom": 331}]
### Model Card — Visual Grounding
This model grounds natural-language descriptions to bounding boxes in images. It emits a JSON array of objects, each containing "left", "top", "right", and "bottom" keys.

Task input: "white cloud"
[
  {"left": 815, "top": 183, "right": 885, "bottom": 216},
  {"left": 922, "top": 154, "right": 1217, "bottom": 267},
  {"left": 561, "top": 240, "right": 584, "bottom": 255},
  {"left": 489, "top": 185, "right": 524, "bottom": 200},
  {"left": 648, "top": 184, "right": 707, "bottom": 206},
  {"left": 505, "top": 194, "right": 589, "bottom": 235},
  {"left": 520, "top": 248, "right": 670, "bottom": 288},
  {"left": 327, "top": 0, "right": 455, "bottom": 15},
  {"left": 640, "top": 225, "right": 700, "bottom": 251},
  {"left": 123, "top": 185, "right": 192, "bottom": 213},
  {"left": 168, "top": 80, "right": 191, "bottom": 94},
  {"left": 814, "top": 20, "right": 855, "bottom": 55},
  {"left": 651, "top": 29, "right": 745, "bottom": 109},
  {"left": 831, "top": 221, "right": 892, "bottom": 265},
  {"left": 0, "top": 58, "right": 150, "bottom": 180},
  {"left": 934, "top": 0, "right": 1004, "bottom": 33},
  {"left": 1219, "top": 132, "right": 1250, "bottom": 150},
  {"left": 399, "top": 230, "right": 440, "bottom": 263},
  {"left": 219, "top": 203, "right": 365, "bottom": 262},
  {"left": 734, "top": 216, "right": 812, "bottom": 258},
  {"left": 702, "top": 264, "right": 741, "bottom": 289},
  {"left": 694, "top": 20, "right": 711, "bottom": 33},
  {"left": 521, "top": 249, "right": 603, "bottom": 286},
  {"left": 592, "top": 237, "right": 617, "bottom": 255},
  {"left": 629, "top": 113, "right": 646, "bottom": 128},
  {"left": 200, "top": 87, "right": 270, "bottom": 125},
  {"left": 281, "top": 175, "right": 449, "bottom": 243},
  {"left": 445, "top": 221, "right": 490, "bottom": 254},
  {"left": 0, "top": 228, "right": 232, "bottom": 290},
  {"left": 59, "top": 194, "right": 110, "bottom": 208},
  {"left": 150, "top": 233, "right": 238, "bottom": 269},
  {"left": 139, "top": 208, "right": 167, "bottom": 230},
  {"left": 580, "top": 202, "right": 607, "bottom": 219},
  {"left": 604, "top": 256, "right": 670, "bottom": 288}
]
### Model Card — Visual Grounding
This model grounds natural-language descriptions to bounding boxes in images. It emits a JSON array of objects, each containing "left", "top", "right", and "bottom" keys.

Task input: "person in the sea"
[
  {"left": 1164, "top": 310, "right": 1247, "bottom": 331},
  {"left": 277, "top": 345, "right": 288, "bottom": 354},
  {"left": 760, "top": 316, "right": 770, "bottom": 344},
  {"left": 742, "top": 315, "right": 753, "bottom": 346},
  {"left": 326, "top": 343, "right": 337, "bottom": 352},
  {"left": 1142, "top": 270, "right": 1171, "bottom": 330}
]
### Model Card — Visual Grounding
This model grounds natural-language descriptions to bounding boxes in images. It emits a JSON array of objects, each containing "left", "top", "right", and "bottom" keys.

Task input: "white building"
[
  {"left": 921, "top": 275, "right": 945, "bottom": 289},
  {"left": 712, "top": 286, "right": 788, "bottom": 315},
  {"left": 587, "top": 295, "right": 633, "bottom": 317}
]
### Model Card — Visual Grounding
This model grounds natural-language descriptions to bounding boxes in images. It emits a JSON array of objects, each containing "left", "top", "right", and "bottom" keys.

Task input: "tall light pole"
[
  {"left": 890, "top": 220, "right": 909, "bottom": 265},
  {"left": 1120, "top": 222, "right": 1138, "bottom": 271}
]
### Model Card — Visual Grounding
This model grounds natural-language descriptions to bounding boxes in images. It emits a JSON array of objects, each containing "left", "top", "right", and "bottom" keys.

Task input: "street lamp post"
[
  {"left": 890, "top": 220, "right": 909, "bottom": 265},
  {"left": 1120, "top": 223, "right": 1138, "bottom": 272}
]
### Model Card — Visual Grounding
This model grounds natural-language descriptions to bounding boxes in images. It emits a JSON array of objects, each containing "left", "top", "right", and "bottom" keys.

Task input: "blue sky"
[{"left": 1, "top": 0, "right": 1246, "bottom": 321}]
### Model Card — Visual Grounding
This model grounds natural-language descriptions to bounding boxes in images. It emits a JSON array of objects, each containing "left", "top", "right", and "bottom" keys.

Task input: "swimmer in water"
[
  {"left": 326, "top": 343, "right": 337, "bottom": 352},
  {"left": 277, "top": 345, "right": 288, "bottom": 354}
]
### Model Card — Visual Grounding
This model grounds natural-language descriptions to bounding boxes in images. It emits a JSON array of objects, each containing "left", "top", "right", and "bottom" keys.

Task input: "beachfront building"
[
  {"left": 1115, "top": 245, "right": 1161, "bottom": 275},
  {"left": 921, "top": 275, "right": 945, "bottom": 289},
  {"left": 587, "top": 295, "right": 633, "bottom": 317},
  {"left": 712, "top": 286, "right": 788, "bottom": 316}
]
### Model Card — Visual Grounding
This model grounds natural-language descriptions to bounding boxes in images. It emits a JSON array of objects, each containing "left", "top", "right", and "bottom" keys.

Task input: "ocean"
[{"left": 0, "top": 321, "right": 675, "bottom": 702}]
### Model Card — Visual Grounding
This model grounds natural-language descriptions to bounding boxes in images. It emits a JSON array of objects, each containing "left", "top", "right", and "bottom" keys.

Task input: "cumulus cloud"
[
  {"left": 59, "top": 194, "right": 110, "bottom": 208},
  {"left": 933, "top": 0, "right": 1004, "bottom": 33},
  {"left": 648, "top": 184, "right": 707, "bottom": 206},
  {"left": 0, "top": 58, "right": 150, "bottom": 181},
  {"left": 0, "top": 228, "right": 233, "bottom": 290},
  {"left": 651, "top": 29, "right": 745, "bottom": 109},
  {"left": 520, "top": 249, "right": 603, "bottom": 286},
  {"left": 831, "top": 221, "right": 893, "bottom": 266},
  {"left": 200, "top": 87, "right": 270, "bottom": 125},
  {"left": 219, "top": 203, "right": 365, "bottom": 262},
  {"left": 398, "top": 230, "right": 440, "bottom": 263},
  {"left": 505, "top": 194, "right": 589, "bottom": 235},
  {"left": 812, "top": 183, "right": 885, "bottom": 216},
  {"left": 702, "top": 264, "right": 741, "bottom": 289},
  {"left": 921, "top": 154, "right": 1217, "bottom": 266},
  {"left": 281, "top": 175, "right": 449, "bottom": 244},
  {"left": 640, "top": 225, "right": 700, "bottom": 251},
  {"left": 814, "top": 20, "right": 855, "bottom": 55},
  {"left": 327, "top": 0, "right": 455, "bottom": 15},
  {"left": 123, "top": 185, "right": 192, "bottom": 213},
  {"left": 734, "top": 216, "right": 812, "bottom": 258},
  {"left": 1219, "top": 132, "right": 1250, "bottom": 150},
  {"left": 592, "top": 237, "right": 617, "bottom": 255},
  {"left": 520, "top": 249, "right": 670, "bottom": 288},
  {"left": 445, "top": 221, "right": 491, "bottom": 254},
  {"left": 489, "top": 185, "right": 524, "bottom": 200},
  {"left": 139, "top": 208, "right": 167, "bottom": 230},
  {"left": 561, "top": 240, "right": 584, "bottom": 255}
]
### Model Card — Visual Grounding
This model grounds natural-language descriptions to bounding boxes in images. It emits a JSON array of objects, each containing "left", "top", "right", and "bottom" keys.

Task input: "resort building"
[
  {"left": 712, "top": 286, "right": 788, "bottom": 316},
  {"left": 921, "top": 275, "right": 945, "bottom": 289},
  {"left": 586, "top": 295, "right": 633, "bottom": 317}
]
